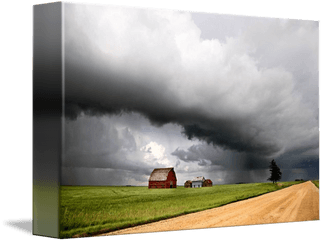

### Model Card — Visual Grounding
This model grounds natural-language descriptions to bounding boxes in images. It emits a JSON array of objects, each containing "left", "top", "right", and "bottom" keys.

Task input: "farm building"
[
  {"left": 192, "top": 176, "right": 205, "bottom": 188},
  {"left": 148, "top": 167, "right": 177, "bottom": 189},
  {"left": 184, "top": 180, "right": 192, "bottom": 188},
  {"left": 203, "top": 179, "right": 213, "bottom": 187}
]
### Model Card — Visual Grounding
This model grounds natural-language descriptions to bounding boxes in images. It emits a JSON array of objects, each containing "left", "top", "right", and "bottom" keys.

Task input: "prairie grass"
[
  {"left": 60, "top": 181, "right": 302, "bottom": 238},
  {"left": 311, "top": 180, "right": 319, "bottom": 188}
]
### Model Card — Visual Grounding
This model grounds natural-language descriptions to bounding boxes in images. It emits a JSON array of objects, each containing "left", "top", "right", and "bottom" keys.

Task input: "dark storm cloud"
[
  {"left": 63, "top": 116, "right": 151, "bottom": 177},
  {"left": 62, "top": 167, "right": 149, "bottom": 186},
  {"left": 172, "top": 143, "right": 270, "bottom": 171},
  {"left": 63, "top": 3, "right": 318, "bottom": 181},
  {"left": 182, "top": 123, "right": 280, "bottom": 155},
  {"left": 272, "top": 147, "right": 319, "bottom": 179}
]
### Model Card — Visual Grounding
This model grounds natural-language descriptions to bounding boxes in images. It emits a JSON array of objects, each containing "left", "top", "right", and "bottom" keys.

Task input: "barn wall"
[
  {"left": 192, "top": 181, "right": 203, "bottom": 188},
  {"left": 167, "top": 170, "right": 177, "bottom": 188},
  {"left": 202, "top": 179, "right": 213, "bottom": 187},
  {"left": 203, "top": 182, "right": 212, "bottom": 187},
  {"left": 148, "top": 180, "right": 177, "bottom": 188},
  {"left": 149, "top": 181, "right": 166, "bottom": 188}
]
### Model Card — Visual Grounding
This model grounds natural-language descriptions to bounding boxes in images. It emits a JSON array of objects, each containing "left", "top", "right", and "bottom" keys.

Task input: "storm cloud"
[{"left": 62, "top": 3, "right": 318, "bottom": 185}]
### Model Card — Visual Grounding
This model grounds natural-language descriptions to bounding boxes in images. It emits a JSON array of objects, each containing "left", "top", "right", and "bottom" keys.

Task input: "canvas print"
[{"left": 34, "top": 2, "right": 319, "bottom": 238}]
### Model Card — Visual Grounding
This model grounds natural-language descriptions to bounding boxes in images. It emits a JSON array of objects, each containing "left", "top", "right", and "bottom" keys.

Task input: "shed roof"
[
  {"left": 192, "top": 176, "right": 205, "bottom": 182},
  {"left": 149, "top": 168, "right": 174, "bottom": 181}
]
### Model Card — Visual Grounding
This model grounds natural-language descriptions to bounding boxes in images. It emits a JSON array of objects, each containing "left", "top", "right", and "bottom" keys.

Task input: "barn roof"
[
  {"left": 149, "top": 168, "right": 174, "bottom": 181},
  {"left": 192, "top": 176, "right": 205, "bottom": 182}
]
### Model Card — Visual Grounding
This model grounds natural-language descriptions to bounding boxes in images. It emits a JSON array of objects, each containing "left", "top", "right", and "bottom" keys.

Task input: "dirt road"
[{"left": 100, "top": 181, "right": 319, "bottom": 236}]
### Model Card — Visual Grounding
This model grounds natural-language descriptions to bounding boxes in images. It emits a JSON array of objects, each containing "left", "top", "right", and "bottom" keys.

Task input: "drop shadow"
[{"left": 5, "top": 220, "right": 32, "bottom": 234}]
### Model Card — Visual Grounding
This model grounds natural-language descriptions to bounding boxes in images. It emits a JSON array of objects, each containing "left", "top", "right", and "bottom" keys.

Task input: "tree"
[{"left": 267, "top": 159, "right": 282, "bottom": 184}]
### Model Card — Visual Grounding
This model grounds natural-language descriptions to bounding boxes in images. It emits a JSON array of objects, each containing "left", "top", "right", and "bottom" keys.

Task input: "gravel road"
[{"left": 99, "top": 181, "right": 319, "bottom": 236}]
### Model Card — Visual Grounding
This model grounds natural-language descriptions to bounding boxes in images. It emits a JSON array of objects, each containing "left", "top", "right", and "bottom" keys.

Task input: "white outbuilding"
[{"left": 192, "top": 176, "right": 205, "bottom": 188}]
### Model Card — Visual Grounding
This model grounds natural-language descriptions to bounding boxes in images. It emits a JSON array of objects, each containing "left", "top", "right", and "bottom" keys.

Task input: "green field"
[
  {"left": 60, "top": 181, "right": 303, "bottom": 238},
  {"left": 311, "top": 180, "right": 319, "bottom": 188}
]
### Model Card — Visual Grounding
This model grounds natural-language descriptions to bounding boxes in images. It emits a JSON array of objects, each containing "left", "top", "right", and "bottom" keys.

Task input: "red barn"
[{"left": 148, "top": 167, "right": 177, "bottom": 189}]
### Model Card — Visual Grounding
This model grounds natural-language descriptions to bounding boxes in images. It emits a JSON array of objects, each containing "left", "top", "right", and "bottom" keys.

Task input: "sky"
[{"left": 61, "top": 2, "right": 319, "bottom": 186}]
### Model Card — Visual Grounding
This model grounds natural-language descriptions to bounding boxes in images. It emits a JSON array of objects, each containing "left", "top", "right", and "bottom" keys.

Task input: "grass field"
[
  {"left": 60, "top": 181, "right": 303, "bottom": 238},
  {"left": 311, "top": 180, "right": 319, "bottom": 188}
]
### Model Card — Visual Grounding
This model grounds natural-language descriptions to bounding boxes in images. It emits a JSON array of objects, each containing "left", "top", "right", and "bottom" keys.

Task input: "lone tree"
[{"left": 267, "top": 159, "right": 282, "bottom": 184}]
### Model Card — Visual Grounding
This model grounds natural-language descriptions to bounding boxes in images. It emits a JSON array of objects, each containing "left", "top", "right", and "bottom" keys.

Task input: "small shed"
[
  {"left": 192, "top": 176, "right": 205, "bottom": 188},
  {"left": 202, "top": 179, "right": 213, "bottom": 187},
  {"left": 148, "top": 167, "right": 177, "bottom": 189},
  {"left": 184, "top": 180, "right": 192, "bottom": 188}
]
